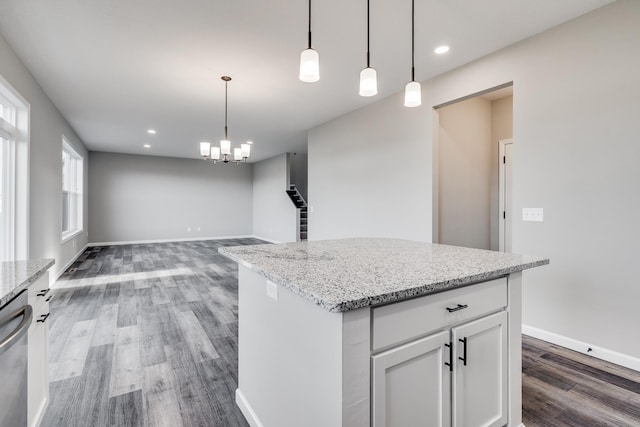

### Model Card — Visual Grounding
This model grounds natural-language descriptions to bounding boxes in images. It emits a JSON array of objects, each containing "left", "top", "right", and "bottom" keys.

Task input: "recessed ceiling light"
[
  {"left": 143, "top": 144, "right": 151, "bottom": 148},
  {"left": 434, "top": 45, "right": 450, "bottom": 54},
  {"left": 147, "top": 129, "right": 156, "bottom": 134}
]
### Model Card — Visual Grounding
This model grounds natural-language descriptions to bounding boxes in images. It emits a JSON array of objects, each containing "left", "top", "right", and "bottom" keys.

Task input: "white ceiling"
[{"left": 0, "top": 0, "right": 613, "bottom": 162}]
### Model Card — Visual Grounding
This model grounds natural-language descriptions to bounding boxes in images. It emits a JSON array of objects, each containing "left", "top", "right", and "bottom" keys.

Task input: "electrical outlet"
[
  {"left": 266, "top": 280, "right": 278, "bottom": 301},
  {"left": 309, "top": 205, "right": 314, "bottom": 214}
]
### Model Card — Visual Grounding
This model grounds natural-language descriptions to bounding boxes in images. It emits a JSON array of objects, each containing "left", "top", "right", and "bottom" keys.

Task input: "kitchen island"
[{"left": 220, "top": 238, "right": 548, "bottom": 427}]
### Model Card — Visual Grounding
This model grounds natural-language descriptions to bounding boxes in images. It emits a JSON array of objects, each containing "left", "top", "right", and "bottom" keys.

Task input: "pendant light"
[
  {"left": 199, "top": 76, "right": 251, "bottom": 164},
  {"left": 359, "top": 0, "right": 377, "bottom": 97},
  {"left": 404, "top": 0, "right": 422, "bottom": 107},
  {"left": 299, "top": 0, "right": 320, "bottom": 82}
]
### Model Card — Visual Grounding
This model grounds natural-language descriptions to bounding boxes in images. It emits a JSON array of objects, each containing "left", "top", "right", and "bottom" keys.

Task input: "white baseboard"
[
  {"left": 236, "top": 389, "right": 263, "bottom": 427},
  {"left": 250, "top": 235, "right": 283, "bottom": 244},
  {"left": 53, "top": 243, "right": 89, "bottom": 284},
  {"left": 87, "top": 235, "right": 258, "bottom": 247},
  {"left": 522, "top": 324, "right": 640, "bottom": 371}
]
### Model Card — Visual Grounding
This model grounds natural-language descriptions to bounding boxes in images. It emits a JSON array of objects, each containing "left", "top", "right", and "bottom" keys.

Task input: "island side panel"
[
  {"left": 507, "top": 271, "right": 524, "bottom": 427},
  {"left": 236, "top": 266, "right": 344, "bottom": 427},
  {"left": 341, "top": 307, "right": 371, "bottom": 427}
]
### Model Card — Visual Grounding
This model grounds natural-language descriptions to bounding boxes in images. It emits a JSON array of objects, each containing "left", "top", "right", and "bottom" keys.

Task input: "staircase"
[{"left": 286, "top": 185, "right": 308, "bottom": 241}]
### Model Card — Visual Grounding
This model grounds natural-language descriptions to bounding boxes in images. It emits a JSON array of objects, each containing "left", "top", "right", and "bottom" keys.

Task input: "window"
[
  {"left": 62, "top": 137, "right": 83, "bottom": 241},
  {"left": 0, "top": 75, "right": 28, "bottom": 262}
]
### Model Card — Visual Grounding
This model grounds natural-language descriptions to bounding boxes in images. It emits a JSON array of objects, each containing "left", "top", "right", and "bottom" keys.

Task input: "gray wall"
[
  {"left": 252, "top": 154, "right": 297, "bottom": 243},
  {"left": 0, "top": 33, "right": 89, "bottom": 280},
  {"left": 438, "top": 97, "right": 493, "bottom": 250},
  {"left": 308, "top": 1, "right": 640, "bottom": 360},
  {"left": 308, "top": 95, "right": 431, "bottom": 241},
  {"left": 89, "top": 152, "right": 253, "bottom": 243},
  {"left": 290, "top": 153, "right": 308, "bottom": 202}
]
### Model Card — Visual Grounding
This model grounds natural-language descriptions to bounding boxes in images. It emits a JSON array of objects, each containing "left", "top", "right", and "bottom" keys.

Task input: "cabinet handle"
[
  {"left": 444, "top": 342, "right": 453, "bottom": 372},
  {"left": 446, "top": 304, "right": 468, "bottom": 313},
  {"left": 37, "top": 289, "right": 50, "bottom": 297},
  {"left": 36, "top": 313, "right": 50, "bottom": 323},
  {"left": 459, "top": 337, "right": 468, "bottom": 366}
]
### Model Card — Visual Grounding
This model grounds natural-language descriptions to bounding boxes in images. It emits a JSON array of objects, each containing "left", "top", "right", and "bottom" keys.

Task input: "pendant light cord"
[
  {"left": 308, "top": 0, "right": 312, "bottom": 49},
  {"left": 224, "top": 79, "right": 228, "bottom": 140},
  {"left": 366, "top": 0, "right": 370, "bottom": 67},
  {"left": 411, "top": 0, "right": 415, "bottom": 82}
]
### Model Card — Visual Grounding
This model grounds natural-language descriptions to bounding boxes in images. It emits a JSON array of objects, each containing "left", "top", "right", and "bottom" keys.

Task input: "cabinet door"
[
  {"left": 372, "top": 330, "right": 451, "bottom": 427},
  {"left": 452, "top": 311, "right": 507, "bottom": 427}
]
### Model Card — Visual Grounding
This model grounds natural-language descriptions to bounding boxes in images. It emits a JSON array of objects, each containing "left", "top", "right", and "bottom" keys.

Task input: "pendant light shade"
[
  {"left": 359, "top": 0, "right": 377, "bottom": 97},
  {"left": 359, "top": 67, "right": 378, "bottom": 97},
  {"left": 299, "top": 49, "right": 320, "bottom": 82},
  {"left": 211, "top": 146, "right": 221, "bottom": 160},
  {"left": 404, "top": 81, "right": 422, "bottom": 107},
  {"left": 220, "top": 139, "right": 231, "bottom": 155},
  {"left": 404, "top": 0, "right": 421, "bottom": 108},
  {"left": 241, "top": 143, "right": 251, "bottom": 158},
  {"left": 300, "top": 0, "right": 319, "bottom": 82}
]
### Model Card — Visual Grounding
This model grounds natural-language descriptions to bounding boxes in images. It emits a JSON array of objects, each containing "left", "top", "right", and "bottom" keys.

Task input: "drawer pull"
[
  {"left": 446, "top": 304, "right": 468, "bottom": 313},
  {"left": 45, "top": 295, "right": 54, "bottom": 303},
  {"left": 459, "top": 337, "right": 468, "bottom": 366},
  {"left": 36, "top": 313, "right": 50, "bottom": 323},
  {"left": 37, "top": 289, "right": 50, "bottom": 297},
  {"left": 444, "top": 342, "right": 453, "bottom": 372}
]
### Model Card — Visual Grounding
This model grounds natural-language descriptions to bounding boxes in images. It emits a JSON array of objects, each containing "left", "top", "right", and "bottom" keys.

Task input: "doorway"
[{"left": 432, "top": 84, "right": 513, "bottom": 251}]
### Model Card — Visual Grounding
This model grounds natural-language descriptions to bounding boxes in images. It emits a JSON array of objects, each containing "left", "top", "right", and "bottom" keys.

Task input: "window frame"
[
  {"left": 61, "top": 137, "right": 83, "bottom": 243},
  {"left": 0, "top": 74, "right": 29, "bottom": 262}
]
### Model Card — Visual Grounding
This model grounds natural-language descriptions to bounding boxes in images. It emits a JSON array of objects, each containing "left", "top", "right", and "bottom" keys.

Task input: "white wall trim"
[
  {"left": 53, "top": 243, "right": 89, "bottom": 284},
  {"left": 88, "top": 235, "right": 261, "bottom": 247},
  {"left": 235, "top": 389, "right": 264, "bottom": 427},
  {"left": 523, "top": 325, "right": 640, "bottom": 372},
  {"left": 250, "top": 235, "right": 282, "bottom": 244}
]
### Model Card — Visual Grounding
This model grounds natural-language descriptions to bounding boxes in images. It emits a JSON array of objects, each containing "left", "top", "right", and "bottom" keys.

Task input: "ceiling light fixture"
[
  {"left": 359, "top": 0, "right": 377, "bottom": 97},
  {"left": 143, "top": 144, "right": 151, "bottom": 148},
  {"left": 435, "top": 45, "right": 450, "bottom": 54},
  {"left": 299, "top": 0, "right": 319, "bottom": 82},
  {"left": 199, "top": 76, "right": 251, "bottom": 164},
  {"left": 404, "top": 0, "right": 422, "bottom": 107},
  {"left": 147, "top": 129, "right": 156, "bottom": 134}
]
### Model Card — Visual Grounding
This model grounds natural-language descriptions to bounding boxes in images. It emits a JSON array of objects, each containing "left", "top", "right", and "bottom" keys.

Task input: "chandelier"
[{"left": 199, "top": 76, "right": 252, "bottom": 164}]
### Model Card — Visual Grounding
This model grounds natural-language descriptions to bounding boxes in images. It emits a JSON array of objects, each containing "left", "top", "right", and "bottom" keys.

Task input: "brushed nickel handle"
[
  {"left": 0, "top": 305, "right": 33, "bottom": 356},
  {"left": 446, "top": 304, "right": 468, "bottom": 313}
]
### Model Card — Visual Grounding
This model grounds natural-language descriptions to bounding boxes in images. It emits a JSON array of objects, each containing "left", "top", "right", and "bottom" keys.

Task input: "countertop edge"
[
  {"left": 219, "top": 247, "right": 549, "bottom": 313},
  {"left": 0, "top": 259, "right": 55, "bottom": 307}
]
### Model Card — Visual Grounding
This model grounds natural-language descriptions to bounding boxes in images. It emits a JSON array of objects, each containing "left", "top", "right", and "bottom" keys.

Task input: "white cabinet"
[
  {"left": 371, "top": 279, "right": 508, "bottom": 427},
  {"left": 27, "top": 274, "right": 50, "bottom": 427},
  {"left": 452, "top": 311, "right": 508, "bottom": 427},
  {"left": 372, "top": 331, "right": 451, "bottom": 427}
]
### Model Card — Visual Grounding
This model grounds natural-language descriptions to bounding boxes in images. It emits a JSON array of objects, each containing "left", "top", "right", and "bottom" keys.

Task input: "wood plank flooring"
[
  {"left": 43, "top": 238, "right": 264, "bottom": 427},
  {"left": 522, "top": 335, "right": 640, "bottom": 427},
  {"left": 43, "top": 239, "right": 640, "bottom": 427}
]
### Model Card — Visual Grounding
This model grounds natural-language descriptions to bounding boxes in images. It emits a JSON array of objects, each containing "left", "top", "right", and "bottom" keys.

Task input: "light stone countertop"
[
  {"left": 219, "top": 238, "right": 549, "bottom": 312},
  {"left": 0, "top": 259, "right": 55, "bottom": 307}
]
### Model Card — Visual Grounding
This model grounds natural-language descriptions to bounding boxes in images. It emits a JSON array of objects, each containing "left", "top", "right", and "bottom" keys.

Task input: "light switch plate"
[
  {"left": 522, "top": 208, "right": 544, "bottom": 222},
  {"left": 267, "top": 280, "right": 278, "bottom": 301}
]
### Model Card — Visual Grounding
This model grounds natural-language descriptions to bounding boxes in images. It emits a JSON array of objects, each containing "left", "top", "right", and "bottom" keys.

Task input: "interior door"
[
  {"left": 372, "top": 330, "right": 451, "bottom": 427},
  {"left": 451, "top": 311, "right": 508, "bottom": 427}
]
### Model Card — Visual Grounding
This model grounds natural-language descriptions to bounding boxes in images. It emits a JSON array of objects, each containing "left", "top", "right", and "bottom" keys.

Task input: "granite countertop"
[
  {"left": 0, "top": 259, "right": 55, "bottom": 307},
  {"left": 219, "top": 238, "right": 549, "bottom": 313}
]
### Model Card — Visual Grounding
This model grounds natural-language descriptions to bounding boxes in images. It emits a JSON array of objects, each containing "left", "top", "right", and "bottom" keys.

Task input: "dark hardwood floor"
[{"left": 43, "top": 239, "right": 640, "bottom": 427}]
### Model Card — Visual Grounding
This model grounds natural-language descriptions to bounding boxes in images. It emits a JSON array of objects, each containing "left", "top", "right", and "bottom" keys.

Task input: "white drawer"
[{"left": 372, "top": 277, "right": 507, "bottom": 352}]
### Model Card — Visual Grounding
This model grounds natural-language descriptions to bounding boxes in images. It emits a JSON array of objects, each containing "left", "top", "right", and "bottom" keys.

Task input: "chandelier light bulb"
[
  {"left": 211, "top": 146, "right": 221, "bottom": 160},
  {"left": 359, "top": 67, "right": 378, "bottom": 97},
  {"left": 234, "top": 148, "right": 243, "bottom": 161},
  {"left": 404, "top": 81, "right": 422, "bottom": 107},
  {"left": 241, "top": 143, "right": 251, "bottom": 158},
  {"left": 200, "top": 142, "right": 211, "bottom": 157},
  {"left": 299, "top": 49, "right": 320, "bottom": 82},
  {"left": 220, "top": 139, "right": 231, "bottom": 155}
]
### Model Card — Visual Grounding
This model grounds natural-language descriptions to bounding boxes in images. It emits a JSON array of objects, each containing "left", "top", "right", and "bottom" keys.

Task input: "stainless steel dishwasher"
[{"left": 0, "top": 290, "right": 33, "bottom": 427}]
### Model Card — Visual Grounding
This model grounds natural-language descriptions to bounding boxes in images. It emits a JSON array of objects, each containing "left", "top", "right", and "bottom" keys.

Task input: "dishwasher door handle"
[{"left": 0, "top": 305, "right": 33, "bottom": 356}]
